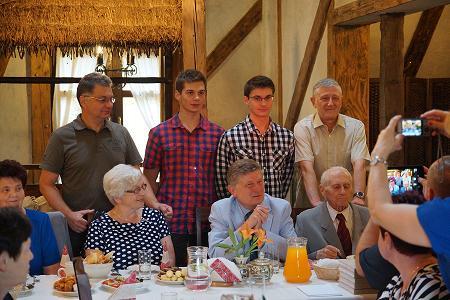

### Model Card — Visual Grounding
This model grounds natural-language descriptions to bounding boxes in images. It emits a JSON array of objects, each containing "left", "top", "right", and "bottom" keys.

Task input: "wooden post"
[
  {"left": 29, "top": 51, "right": 52, "bottom": 182},
  {"left": 182, "top": 0, "right": 206, "bottom": 74},
  {"left": 182, "top": 0, "right": 206, "bottom": 114},
  {"left": 284, "top": 0, "right": 332, "bottom": 130},
  {"left": 107, "top": 50, "right": 123, "bottom": 124},
  {"left": 328, "top": 25, "right": 370, "bottom": 137},
  {"left": 380, "top": 13, "right": 405, "bottom": 163},
  {"left": 0, "top": 52, "right": 10, "bottom": 77}
]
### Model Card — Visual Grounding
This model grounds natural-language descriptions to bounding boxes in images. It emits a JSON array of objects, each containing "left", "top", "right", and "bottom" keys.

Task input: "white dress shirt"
[{"left": 326, "top": 202, "right": 353, "bottom": 241}]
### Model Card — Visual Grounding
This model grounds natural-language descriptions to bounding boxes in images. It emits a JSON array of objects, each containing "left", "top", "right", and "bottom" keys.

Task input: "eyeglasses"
[
  {"left": 82, "top": 95, "right": 116, "bottom": 104},
  {"left": 126, "top": 183, "right": 147, "bottom": 195},
  {"left": 248, "top": 95, "right": 274, "bottom": 102}
]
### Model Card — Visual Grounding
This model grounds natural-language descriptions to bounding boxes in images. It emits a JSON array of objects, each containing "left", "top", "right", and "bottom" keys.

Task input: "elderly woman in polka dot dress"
[{"left": 85, "top": 164, "right": 175, "bottom": 270}]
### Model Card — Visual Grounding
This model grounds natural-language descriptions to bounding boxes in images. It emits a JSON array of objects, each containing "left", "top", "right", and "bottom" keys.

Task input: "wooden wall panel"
[
  {"left": 29, "top": 51, "right": 52, "bottom": 182},
  {"left": 328, "top": 25, "right": 370, "bottom": 138}
]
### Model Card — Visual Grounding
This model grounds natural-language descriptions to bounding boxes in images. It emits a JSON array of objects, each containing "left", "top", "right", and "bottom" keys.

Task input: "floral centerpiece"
[{"left": 216, "top": 222, "right": 272, "bottom": 264}]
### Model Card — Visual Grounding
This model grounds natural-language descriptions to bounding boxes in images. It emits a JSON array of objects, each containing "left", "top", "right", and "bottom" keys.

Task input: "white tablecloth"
[{"left": 20, "top": 272, "right": 376, "bottom": 300}]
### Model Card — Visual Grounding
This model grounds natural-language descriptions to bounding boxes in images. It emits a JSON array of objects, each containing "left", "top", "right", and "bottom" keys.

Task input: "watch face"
[{"left": 354, "top": 192, "right": 364, "bottom": 198}]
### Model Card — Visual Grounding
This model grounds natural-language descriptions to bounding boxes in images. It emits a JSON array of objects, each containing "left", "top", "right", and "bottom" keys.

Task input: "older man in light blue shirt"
[{"left": 209, "top": 159, "right": 296, "bottom": 261}]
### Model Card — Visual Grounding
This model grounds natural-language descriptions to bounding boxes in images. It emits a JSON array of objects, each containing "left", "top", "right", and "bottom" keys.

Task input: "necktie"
[
  {"left": 336, "top": 213, "right": 352, "bottom": 257},
  {"left": 244, "top": 210, "right": 258, "bottom": 261}
]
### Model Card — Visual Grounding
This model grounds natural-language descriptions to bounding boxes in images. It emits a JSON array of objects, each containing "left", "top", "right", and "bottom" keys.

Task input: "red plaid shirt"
[{"left": 143, "top": 114, "right": 224, "bottom": 234}]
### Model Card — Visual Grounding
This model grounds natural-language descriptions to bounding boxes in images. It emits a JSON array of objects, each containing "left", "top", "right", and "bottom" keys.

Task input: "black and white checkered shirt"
[{"left": 215, "top": 115, "right": 295, "bottom": 199}]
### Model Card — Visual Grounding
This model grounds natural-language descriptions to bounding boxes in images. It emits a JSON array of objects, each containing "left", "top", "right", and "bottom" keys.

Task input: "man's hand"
[
  {"left": 372, "top": 115, "right": 404, "bottom": 159},
  {"left": 66, "top": 209, "right": 94, "bottom": 233},
  {"left": 246, "top": 205, "right": 269, "bottom": 229},
  {"left": 156, "top": 203, "right": 173, "bottom": 219},
  {"left": 316, "top": 245, "right": 342, "bottom": 259},
  {"left": 351, "top": 197, "right": 365, "bottom": 206},
  {"left": 421, "top": 109, "right": 450, "bottom": 138}
]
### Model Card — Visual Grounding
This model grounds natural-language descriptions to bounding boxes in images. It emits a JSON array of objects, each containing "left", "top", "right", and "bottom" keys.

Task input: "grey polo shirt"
[{"left": 41, "top": 115, "right": 142, "bottom": 212}]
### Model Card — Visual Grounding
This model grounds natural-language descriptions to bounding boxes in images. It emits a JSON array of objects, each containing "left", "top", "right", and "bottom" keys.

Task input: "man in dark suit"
[{"left": 295, "top": 166, "right": 369, "bottom": 259}]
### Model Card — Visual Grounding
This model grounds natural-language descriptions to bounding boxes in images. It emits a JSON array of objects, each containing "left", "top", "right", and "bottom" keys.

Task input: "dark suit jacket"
[{"left": 295, "top": 202, "right": 369, "bottom": 259}]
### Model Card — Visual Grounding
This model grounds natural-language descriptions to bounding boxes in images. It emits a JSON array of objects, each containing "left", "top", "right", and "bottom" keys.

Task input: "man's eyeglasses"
[
  {"left": 248, "top": 95, "right": 274, "bottom": 102},
  {"left": 126, "top": 183, "right": 147, "bottom": 195},
  {"left": 82, "top": 95, "right": 116, "bottom": 104}
]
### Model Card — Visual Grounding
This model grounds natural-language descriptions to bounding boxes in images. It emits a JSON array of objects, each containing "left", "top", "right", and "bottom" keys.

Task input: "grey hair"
[
  {"left": 227, "top": 159, "right": 262, "bottom": 186},
  {"left": 320, "top": 166, "right": 352, "bottom": 186},
  {"left": 76, "top": 72, "right": 112, "bottom": 104},
  {"left": 103, "top": 164, "right": 141, "bottom": 204},
  {"left": 312, "top": 78, "right": 342, "bottom": 96}
]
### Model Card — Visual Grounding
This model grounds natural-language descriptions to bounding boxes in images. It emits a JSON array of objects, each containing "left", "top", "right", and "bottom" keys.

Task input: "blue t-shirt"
[
  {"left": 25, "top": 209, "right": 60, "bottom": 275},
  {"left": 417, "top": 197, "right": 450, "bottom": 287}
]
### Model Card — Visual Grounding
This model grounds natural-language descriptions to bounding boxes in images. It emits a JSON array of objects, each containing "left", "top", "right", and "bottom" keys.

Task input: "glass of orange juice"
[{"left": 283, "top": 237, "right": 311, "bottom": 283}]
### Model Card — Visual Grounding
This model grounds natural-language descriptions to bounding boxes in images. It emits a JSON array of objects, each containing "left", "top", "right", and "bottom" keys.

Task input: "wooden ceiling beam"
[
  {"left": 330, "top": 0, "right": 450, "bottom": 26},
  {"left": 284, "top": 0, "right": 332, "bottom": 130},
  {"left": 206, "top": 0, "right": 262, "bottom": 78},
  {"left": 404, "top": 5, "right": 444, "bottom": 77}
]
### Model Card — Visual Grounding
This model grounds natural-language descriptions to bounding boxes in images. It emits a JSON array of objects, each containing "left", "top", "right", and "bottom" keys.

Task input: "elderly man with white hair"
[
  {"left": 85, "top": 164, "right": 175, "bottom": 270},
  {"left": 295, "top": 166, "right": 369, "bottom": 259}
]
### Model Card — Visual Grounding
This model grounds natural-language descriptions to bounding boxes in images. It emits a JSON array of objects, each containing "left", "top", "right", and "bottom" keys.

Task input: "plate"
[
  {"left": 53, "top": 290, "right": 78, "bottom": 297},
  {"left": 155, "top": 277, "right": 185, "bottom": 285},
  {"left": 101, "top": 281, "right": 146, "bottom": 292},
  {"left": 126, "top": 264, "right": 160, "bottom": 273},
  {"left": 11, "top": 285, "right": 33, "bottom": 297}
]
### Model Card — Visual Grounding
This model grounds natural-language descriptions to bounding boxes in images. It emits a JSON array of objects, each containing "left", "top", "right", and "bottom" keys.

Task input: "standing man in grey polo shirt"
[
  {"left": 294, "top": 78, "right": 370, "bottom": 208},
  {"left": 39, "top": 72, "right": 172, "bottom": 256}
]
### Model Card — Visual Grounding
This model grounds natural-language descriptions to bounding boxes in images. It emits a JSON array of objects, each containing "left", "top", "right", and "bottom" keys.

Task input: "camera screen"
[
  {"left": 401, "top": 119, "right": 422, "bottom": 136},
  {"left": 387, "top": 167, "right": 422, "bottom": 195}
]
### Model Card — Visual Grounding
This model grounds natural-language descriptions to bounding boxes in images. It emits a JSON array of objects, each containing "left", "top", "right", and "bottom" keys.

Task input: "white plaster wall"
[
  {"left": 0, "top": 55, "right": 31, "bottom": 163},
  {"left": 369, "top": 6, "right": 450, "bottom": 78},
  {"left": 206, "top": 0, "right": 263, "bottom": 129},
  {"left": 281, "top": 0, "right": 327, "bottom": 123}
]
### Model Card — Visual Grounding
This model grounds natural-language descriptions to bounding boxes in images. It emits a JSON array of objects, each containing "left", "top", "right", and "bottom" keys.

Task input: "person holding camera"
[{"left": 367, "top": 110, "right": 450, "bottom": 287}]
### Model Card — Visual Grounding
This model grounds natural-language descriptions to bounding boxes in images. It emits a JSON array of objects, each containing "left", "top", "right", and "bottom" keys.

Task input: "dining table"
[{"left": 17, "top": 270, "right": 377, "bottom": 300}]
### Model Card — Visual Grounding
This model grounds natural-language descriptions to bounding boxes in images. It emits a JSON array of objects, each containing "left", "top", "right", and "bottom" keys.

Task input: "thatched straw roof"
[{"left": 0, "top": 0, "right": 182, "bottom": 57}]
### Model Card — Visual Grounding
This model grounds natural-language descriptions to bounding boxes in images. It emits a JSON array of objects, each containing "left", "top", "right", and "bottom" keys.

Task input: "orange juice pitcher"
[{"left": 283, "top": 237, "right": 311, "bottom": 283}]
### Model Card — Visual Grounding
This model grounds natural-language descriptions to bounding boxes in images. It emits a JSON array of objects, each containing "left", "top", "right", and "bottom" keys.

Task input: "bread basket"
[{"left": 313, "top": 264, "right": 339, "bottom": 281}]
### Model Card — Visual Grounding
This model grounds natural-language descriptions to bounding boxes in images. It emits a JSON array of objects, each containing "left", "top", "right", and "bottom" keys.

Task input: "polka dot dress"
[{"left": 85, "top": 207, "right": 170, "bottom": 270}]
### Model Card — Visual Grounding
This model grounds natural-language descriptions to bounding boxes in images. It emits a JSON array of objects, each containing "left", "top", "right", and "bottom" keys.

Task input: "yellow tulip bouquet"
[{"left": 216, "top": 222, "right": 272, "bottom": 258}]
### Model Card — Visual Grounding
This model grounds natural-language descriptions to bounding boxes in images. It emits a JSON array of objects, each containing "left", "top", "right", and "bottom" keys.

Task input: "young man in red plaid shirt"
[{"left": 143, "top": 70, "right": 224, "bottom": 266}]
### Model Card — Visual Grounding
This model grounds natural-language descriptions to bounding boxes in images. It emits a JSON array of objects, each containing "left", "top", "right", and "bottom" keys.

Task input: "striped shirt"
[
  {"left": 143, "top": 114, "right": 224, "bottom": 234},
  {"left": 216, "top": 115, "right": 295, "bottom": 200},
  {"left": 378, "top": 264, "right": 449, "bottom": 300}
]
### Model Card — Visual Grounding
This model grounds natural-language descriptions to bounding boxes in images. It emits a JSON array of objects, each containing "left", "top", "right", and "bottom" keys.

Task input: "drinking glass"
[
  {"left": 138, "top": 249, "right": 152, "bottom": 280},
  {"left": 269, "top": 244, "right": 281, "bottom": 273},
  {"left": 185, "top": 246, "right": 211, "bottom": 291},
  {"left": 283, "top": 237, "right": 311, "bottom": 283}
]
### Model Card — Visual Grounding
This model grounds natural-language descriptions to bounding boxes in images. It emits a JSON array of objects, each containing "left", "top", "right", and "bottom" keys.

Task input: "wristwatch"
[{"left": 353, "top": 192, "right": 365, "bottom": 200}]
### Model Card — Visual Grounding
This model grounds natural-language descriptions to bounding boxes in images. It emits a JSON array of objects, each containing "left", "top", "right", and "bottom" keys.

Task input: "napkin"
[
  {"left": 160, "top": 241, "right": 170, "bottom": 269},
  {"left": 208, "top": 258, "right": 242, "bottom": 283},
  {"left": 297, "top": 284, "right": 344, "bottom": 297},
  {"left": 59, "top": 245, "right": 70, "bottom": 267}
]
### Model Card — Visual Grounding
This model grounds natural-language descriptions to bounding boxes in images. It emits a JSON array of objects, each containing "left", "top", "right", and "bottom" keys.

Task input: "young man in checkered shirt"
[
  {"left": 143, "top": 70, "right": 224, "bottom": 266},
  {"left": 215, "top": 75, "right": 295, "bottom": 201}
]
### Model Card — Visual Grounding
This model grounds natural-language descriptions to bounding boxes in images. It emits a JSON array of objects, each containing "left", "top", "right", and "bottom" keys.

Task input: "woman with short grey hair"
[{"left": 85, "top": 164, "right": 175, "bottom": 270}]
